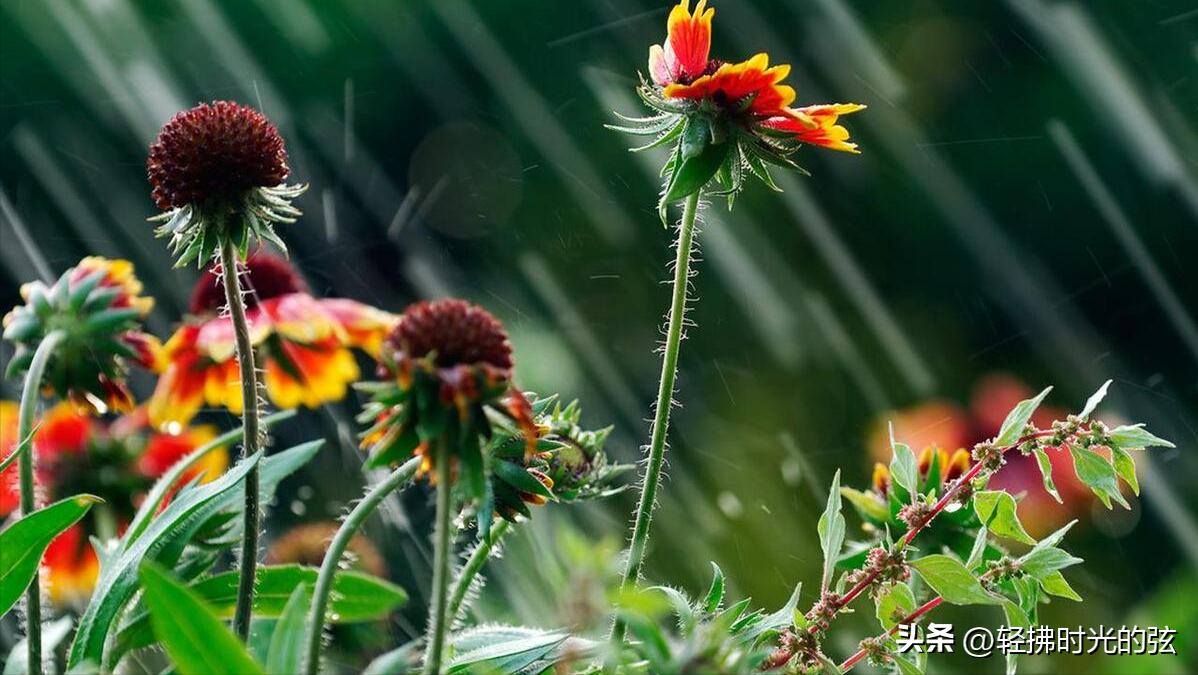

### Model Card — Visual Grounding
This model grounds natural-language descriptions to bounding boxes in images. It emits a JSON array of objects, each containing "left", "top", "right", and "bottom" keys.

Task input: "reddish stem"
[
  {"left": 801, "top": 429, "right": 1060, "bottom": 638},
  {"left": 838, "top": 597, "right": 944, "bottom": 671}
]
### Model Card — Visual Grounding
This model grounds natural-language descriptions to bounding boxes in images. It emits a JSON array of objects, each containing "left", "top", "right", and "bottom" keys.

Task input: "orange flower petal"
[
  {"left": 320, "top": 299, "right": 396, "bottom": 355},
  {"left": 664, "top": 53, "right": 795, "bottom": 117},
  {"left": 661, "top": 0, "right": 714, "bottom": 83},
  {"left": 195, "top": 310, "right": 272, "bottom": 363},
  {"left": 762, "top": 103, "right": 867, "bottom": 153}
]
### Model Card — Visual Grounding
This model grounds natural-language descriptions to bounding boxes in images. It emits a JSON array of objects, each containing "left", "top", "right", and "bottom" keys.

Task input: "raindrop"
[{"left": 290, "top": 499, "right": 306, "bottom": 516}]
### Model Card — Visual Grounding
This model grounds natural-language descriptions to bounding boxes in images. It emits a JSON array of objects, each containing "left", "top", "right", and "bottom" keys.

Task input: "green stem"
[
  {"left": 220, "top": 240, "right": 263, "bottom": 643},
  {"left": 423, "top": 439, "right": 455, "bottom": 675},
  {"left": 611, "top": 191, "right": 701, "bottom": 646},
  {"left": 304, "top": 456, "right": 421, "bottom": 675},
  {"left": 16, "top": 329, "right": 64, "bottom": 675},
  {"left": 446, "top": 518, "right": 512, "bottom": 625}
]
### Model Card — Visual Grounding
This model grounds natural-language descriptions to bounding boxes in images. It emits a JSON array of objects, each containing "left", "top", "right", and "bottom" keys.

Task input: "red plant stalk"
[{"left": 839, "top": 596, "right": 945, "bottom": 671}]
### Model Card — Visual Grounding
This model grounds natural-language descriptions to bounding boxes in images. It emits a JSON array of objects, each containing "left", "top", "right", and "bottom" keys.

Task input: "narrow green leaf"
[
  {"left": 494, "top": 459, "right": 555, "bottom": 501},
  {"left": 363, "top": 641, "right": 420, "bottom": 675},
  {"left": 703, "top": 562, "right": 725, "bottom": 614},
  {"left": 840, "top": 487, "right": 889, "bottom": 522},
  {"left": 1108, "top": 424, "right": 1175, "bottom": 450},
  {"left": 1040, "top": 571, "right": 1082, "bottom": 601},
  {"left": 139, "top": 562, "right": 264, "bottom": 675},
  {"left": 3, "top": 617, "right": 74, "bottom": 675},
  {"left": 909, "top": 555, "right": 1002, "bottom": 606},
  {"left": 817, "top": 471, "right": 846, "bottom": 592},
  {"left": 995, "top": 386, "right": 1052, "bottom": 446},
  {"left": 1111, "top": 445, "right": 1140, "bottom": 495},
  {"left": 265, "top": 585, "right": 311, "bottom": 675},
  {"left": 973, "top": 491, "right": 1035, "bottom": 545},
  {"left": 1032, "top": 447, "right": 1062, "bottom": 504},
  {"left": 1070, "top": 446, "right": 1128, "bottom": 509},
  {"left": 1079, "top": 379, "right": 1112, "bottom": 419},
  {"left": 966, "top": 525, "right": 989, "bottom": 571},
  {"left": 0, "top": 494, "right": 100, "bottom": 615}
]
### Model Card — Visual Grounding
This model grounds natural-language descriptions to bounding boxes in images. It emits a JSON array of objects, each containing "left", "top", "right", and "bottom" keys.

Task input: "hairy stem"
[
  {"left": 611, "top": 191, "right": 702, "bottom": 645},
  {"left": 424, "top": 439, "right": 455, "bottom": 675},
  {"left": 305, "top": 456, "right": 421, "bottom": 675},
  {"left": 15, "top": 329, "right": 64, "bottom": 675},
  {"left": 221, "top": 240, "right": 263, "bottom": 642},
  {"left": 446, "top": 518, "right": 513, "bottom": 625}
]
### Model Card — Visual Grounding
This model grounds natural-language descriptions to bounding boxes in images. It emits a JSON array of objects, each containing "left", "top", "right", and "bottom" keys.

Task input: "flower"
[
  {"left": 148, "top": 101, "right": 307, "bottom": 267},
  {"left": 0, "top": 402, "right": 227, "bottom": 605},
  {"left": 870, "top": 446, "right": 970, "bottom": 500},
  {"left": 613, "top": 0, "right": 865, "bottom": 210},
  {"left": 359, "top": 299, "right": 535, "bottom": 504},
  {"left": 2, "top": 257, "right": 158, "bottom": 414},
  {"left": 147, "top": 252, "right": 394, "bottom": 428}
]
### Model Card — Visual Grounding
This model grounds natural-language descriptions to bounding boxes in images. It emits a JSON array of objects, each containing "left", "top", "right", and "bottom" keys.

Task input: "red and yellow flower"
[
  {"left": 147, "top": 252, "right": 394, "bottom": 428},
  {"left": 0, "top": 402, "right": 226, "bottom": 605},
  {"left": 645, "top": 0, "right": 864, "bottom": 151}
]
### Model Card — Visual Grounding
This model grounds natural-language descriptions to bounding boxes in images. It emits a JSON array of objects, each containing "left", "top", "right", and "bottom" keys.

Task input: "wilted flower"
[
  {"left": 266, "top": 521, "right": 386, "bottom": 578},
  {"left": 148, "top": 101, "right": 307, "bottom": 266},
  {"left": 358, "top": 300, "right": 535, "bottom": 504},
  {"left": 613, "top": 0, "right": 865, "bottom": 212},
  {"left": 147, "top": 252, "right": 393, "bottom": 428},
  {"left": 2, "top": 257, "right": 158, "bottom": 413},
  {"left": 0, "top": 402, "right": 226, "bottom": 605}
]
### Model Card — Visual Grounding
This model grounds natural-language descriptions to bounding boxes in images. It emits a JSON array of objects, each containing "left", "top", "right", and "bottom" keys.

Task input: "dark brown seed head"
[
  {"left": 385, "top": 299, "right": 512, "bottom": 370},
  {"left": 148, "top": 101, "right": 289, "bottom": 210}
]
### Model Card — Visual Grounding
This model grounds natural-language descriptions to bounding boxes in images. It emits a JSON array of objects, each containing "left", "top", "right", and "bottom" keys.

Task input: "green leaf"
[
  {"left": 875, "top": 583, "right": 916, "bottom": 631},
  {"left": 995, "top": 386, "right": 1052, "bottom": 446},
  {"left": 888, "top": 425, "right": 919, "bottom": 499},
  {"left": 1111, "top": 445, "right": 1140, "bottom": 495},
  {"left": 447, "top": 628, "right": 569, "bottom": 674},
  {"left": 1079, "top": 379, "right": 1112, "bottom": 419},
  {"left": 1032, "top": 447, "right": 1062, "bottom": 504},
  {"left": 1019, "top": 546, "right": 1083, "bottom": 580},
  {"left": 679, "top": 115, "right": 711, "bottom": 160},
  {"left": 70, "top": 452, "right": 263, "bottom": 667},
  {"left": 893, "top": 654, "right": 924, "bottom": 675},
  {"left": 817, "top": 471, "right": 846, "bottom": 592},
  {"left": 973, "top": 491, "right": 1035, "bottom": 545},
  {"left": 265, "top": 584, "right": 311, "bottom": 675},
  {"left": 363, "top": 641, "right": 420, "bottom": 675},
  {"left": 703, "top": 562, "right": 725, "bottom": 614},
  {"left": 116, "top": 564, "right": 406, "bottom": 656},
  {"left": 493, "top": 459, "right": 555, "bottom": 501},
  {"left": 1040, "top": 570, "right": 1082, "bottom": 601},
  {"left": 738, "top": 583, "right": 801, "bottom": 644},
  {"left": 1108, "top": 424, "right": 1175, "bottom": 450},
  {"left": 3, "top": 617, "right": 75, "bottom": 675},
  {"left": 663, "top": 139, "right": 731, "bottom": 202},
  {"left": 139, "top": 562, "right": 263, "bottom": 675},
  {"left": 909, "top": 555, "right": 1002, "bottom": 606},
  {"left": 966, "top": 525, "right": 989, "bottom": 571},
  {"left": 840, "top": 487, "right": 889, "bottom": 522},
  {"left": 0, "top": 494, "right": 100, "bottom": 615},
  {"left": 1070, "top": 446, "right": 1128, "bottom": 509}
]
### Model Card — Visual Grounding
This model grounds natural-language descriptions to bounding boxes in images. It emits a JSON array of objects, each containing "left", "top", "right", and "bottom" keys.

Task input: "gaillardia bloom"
[
  {"left": 148, "top": 252, "right": 393, "bottom": 428},
  {"left": 2, "top": 257, "right": 158, "bottom": 413},
  {"left": 613, "top": 0, "right": 866, "bottom": 213},
  {"left": 358, "top": 300, "right": 537, "bottom": 513},
  {"left": 0, "top": 402, "right": 226, "bottom": 605},
  {"left": 148, "top": 100, "right": 307, "bottom": 267}
]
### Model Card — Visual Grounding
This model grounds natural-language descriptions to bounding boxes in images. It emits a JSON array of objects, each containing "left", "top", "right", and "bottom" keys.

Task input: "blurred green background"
[{"left": 1, "top": 0, "right": 1195, "bottom": 672}]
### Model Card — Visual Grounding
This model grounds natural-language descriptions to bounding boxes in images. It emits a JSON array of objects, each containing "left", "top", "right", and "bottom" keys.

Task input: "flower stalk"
[
  {"left": 424, "top": 438, "right": 456, "bottom": 675},
  {"left": 305, "top": 456, "right": 421, "bottom": 675},
  {"left": 612, "top": 190, "right": 701, "bottom": 645},
  {"left": 447, "top": 518, "right": 513, "bottom": 625},
  {"left": 15, "top": 329, "right": 64, "bottom": 675},
  {"left": 220, "top": 239, "right": 264, "bottom": 642}
]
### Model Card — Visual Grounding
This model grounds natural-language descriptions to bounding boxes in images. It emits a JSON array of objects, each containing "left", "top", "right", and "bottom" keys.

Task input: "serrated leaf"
[
  {"left": 704, "top": 562, "right": 725, "bottom": 614},
  {"left": 1032, "top": 447, "right": 1062, "bottom": 504},
  {"left": 1079, "top": 379, "right": 1112, "bottom": 419},
  {"left": 995, "top": 386, "right": 1052, "bottom": 446},
  {"left": 265, "top": 584, "right": 311, "bottom": 675},
  {"left": 1070, "top": 446, "right": 1128, "bottom": 509},
  {"left": 910, "top": 555, "right": 1002, "bottom": 606},
  {"left": 817, "top": 471, "right": 846, "bottom": 592},
  {"left": 973, "top": 491, "right": 1035, "bottom": 545},
  {"left": 0, "top": 494, "right": 100, "bottom": 615},
  {"left": 1108, "top": 424, "right": 1175, "bottom": 450},
  {"left": 1040, "top": 570, "right": 1082, "bottom": 601},
  {"left": 139, "top": 562, "right": 263, "bottom": 675}
]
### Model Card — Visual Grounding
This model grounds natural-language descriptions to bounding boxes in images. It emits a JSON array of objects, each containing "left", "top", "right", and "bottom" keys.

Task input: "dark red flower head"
[
  {"left": 189, "top": 252, "right": 308, "bottom": 314},
  {"left": 148, "top": 101, "right": 289, "bottom": 210},
  {"left": 385, "top": 300, "right": 512, "bottom": 371}
]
